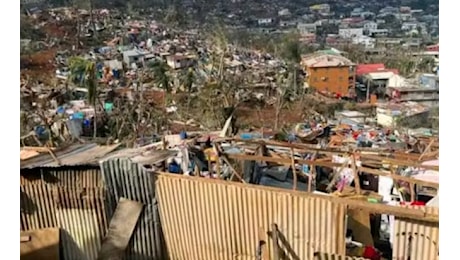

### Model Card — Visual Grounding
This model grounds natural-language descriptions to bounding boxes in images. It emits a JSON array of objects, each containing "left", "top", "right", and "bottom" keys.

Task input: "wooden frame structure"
[{"left": 185, "top": 138, "right": 440, "bottom": 223}]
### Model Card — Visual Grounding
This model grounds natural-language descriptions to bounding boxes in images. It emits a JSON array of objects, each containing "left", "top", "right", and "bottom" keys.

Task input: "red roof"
[
  {"left": 356, "top": 64, "right": 385, "bottom": 75},
  {"left": 426, "top": 44, "right": 439, "bottom": 52}
]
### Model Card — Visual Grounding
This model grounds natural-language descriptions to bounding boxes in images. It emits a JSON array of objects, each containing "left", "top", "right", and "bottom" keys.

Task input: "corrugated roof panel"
[
  {"left": 21, "top": 168, "right": 107, "bottom": 260},
  {"left": 20, "top": 144, "right": 120, "bottom": 169},
  {"left": 100, "top": 158, "right": 167, "bottom": 260},
  {"left": 393, "top": 206, "right": 439, "bottom": 260}
]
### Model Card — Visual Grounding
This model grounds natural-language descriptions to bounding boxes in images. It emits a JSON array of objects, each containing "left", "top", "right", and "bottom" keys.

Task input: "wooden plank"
[
  {"left": 271, "top": 224, "right": 280, "bottom": 260},
  {"left": 358, "top": 166, "right": 439, "bottom": 189},
  {"left": 351, "top": 153, "right": 361, "bottom": 194},
  {"left": 258, "top": 227, "right": 269, "bottom": 260},
  {"left": 290, "top": 148, "right": 297, "bottom": 190},
  {"left": 217, "top": 138, "right": 439, "bottom": 169},
  {"left": 97, "top": 198, "right": 144, "bottom": 260},
  {"left": 20, "top": 228, "right": 60, "bottom": 260},
  {"left": 347, "top": 209, "right": 374, "bottom": 246},
  {"left": 227, "top": 153, "right": 344, "bottom": 168},
  {"left": 20, "top": 236, "right": 31, "bottom": 242},
  {"left": 360, "top": 154, "right": 439, "bottom": 170}
]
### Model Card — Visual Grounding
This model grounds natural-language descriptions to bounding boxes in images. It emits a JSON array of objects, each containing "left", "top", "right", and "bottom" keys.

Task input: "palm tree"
[
  {"left": 274, "top": 73, "right": 292, "bottom": 131},
  {"left": 148, "top": 60, "right": 171, "bottom": 110},
  {"left": 68, "top": 56, "right": 99, "bottom": 138},
  {"left": 281, "top": 33, "right": 302, "bottom": 97},
  {"left": 180, "top": 67, "right": 196, "bottom": 109}
]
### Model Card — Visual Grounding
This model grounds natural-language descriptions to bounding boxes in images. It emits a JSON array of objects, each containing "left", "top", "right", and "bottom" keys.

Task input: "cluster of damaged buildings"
[{"left": 21, "top": 122, "right": 439, "bottom": 259}]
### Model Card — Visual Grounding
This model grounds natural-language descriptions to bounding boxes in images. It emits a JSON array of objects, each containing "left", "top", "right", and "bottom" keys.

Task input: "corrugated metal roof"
[
  {"left": 356, "top": 63, "right": 385, "bottom": 75},
  {"left": 100, "top": 158, "right": 167, "bottom": 260},
  {"left": 101, "top": 145, "right": 177, "bottom": 165},
  {"left": 21, "top": 143, "right": 121, "bottom": 169},
  {"left": 302, "top": 53, "right": 354, "bottom": 67},
  {"left": 20, "top": 167, "right": 107, "bottom": 260},
  {"left": 393, "top": 206, "right": 439, "bottom": 260}
]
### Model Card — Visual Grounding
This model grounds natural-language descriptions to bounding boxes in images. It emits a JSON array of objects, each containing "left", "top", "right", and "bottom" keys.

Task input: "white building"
[
  {"left": 352, "top": 35, "right": 376, "bottom": 49},
  {"left": 258, "top": 18, "right": 274, "bottom": 26},
  {"left": 278, "top": 9, "right": 291, "bottom": 16},
  {"left": 338, "top": 28, "right": 363, "bottom": 38},
  {"left": 401, "top": 22, "right": 418, "bottom": 31},
  {"left": 369, "top": 29, "right": 389, "bottom": 37},
  {"left": 297, "top": 23, "right": 317, "bottom": 35},
  {"left": 363, "top": 21, "right": 378, "bottom": 34}
]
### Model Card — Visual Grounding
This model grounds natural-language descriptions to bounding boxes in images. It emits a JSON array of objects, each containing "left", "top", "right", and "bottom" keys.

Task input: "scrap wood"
[
  {"left": 20, "top": 236, "right": 31, "bottom": 242},
  {"left": 418, "top": 139, "right": 435, "bottom": 161},
  {"left": 97, "top": 198, "right": 144, "bottom": 260},
  {"left": 360, "top": 154, "right": 439, "bottom": 171},
  {"left": 226, "top": 153, "right": 344, "bottom": 168},
  {"left": 290, "top": 148, "right": 297, "bottom": 190},
  {"left": 215, "top": 143, "right": 246, "bottom": 183},
  {"left": 347, "top": 208, "right": 374, "bottom": 246},
  {"left": 21, "top": 146, "right": 56, "bottom": 152}
]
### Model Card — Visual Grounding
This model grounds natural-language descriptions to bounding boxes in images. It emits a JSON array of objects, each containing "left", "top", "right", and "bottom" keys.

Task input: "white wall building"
[
  {"left": 338, "top": 28, "right": 364, "bottom": 38},
  {"left": 352, "top": 35, "right": 376, "bottom": 49}
]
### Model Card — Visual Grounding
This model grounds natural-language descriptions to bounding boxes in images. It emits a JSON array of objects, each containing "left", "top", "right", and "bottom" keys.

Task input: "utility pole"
[{"left": 366, "top": 78, "right": 371, "bottom": 103}]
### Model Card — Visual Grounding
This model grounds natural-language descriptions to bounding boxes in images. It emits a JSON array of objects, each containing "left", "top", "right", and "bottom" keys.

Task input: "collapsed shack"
[
  {"left": 20, "top": 135, "right": 439, "bottom": 259},
  {"left": 156, "top": 135, "right": 438, "bottom": 259}
]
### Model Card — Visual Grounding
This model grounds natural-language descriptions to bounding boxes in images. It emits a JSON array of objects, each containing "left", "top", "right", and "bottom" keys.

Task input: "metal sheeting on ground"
[
  {"left": 393, "top": 206, "right": 439, "bottom": 260},
  {"left": 20, "top": 167, "right": 107, "bottom": 260},
  {"left": 155, "top": 173, "right": 347, "bottom": 260},
  {"left": 100, "top": 158, "right": 167, "bottom": 260}
]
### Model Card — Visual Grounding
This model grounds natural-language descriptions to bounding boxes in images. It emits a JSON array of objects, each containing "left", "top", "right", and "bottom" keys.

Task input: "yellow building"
[{"left": 301, "top": 53, "right": 356, "bottom": 97}]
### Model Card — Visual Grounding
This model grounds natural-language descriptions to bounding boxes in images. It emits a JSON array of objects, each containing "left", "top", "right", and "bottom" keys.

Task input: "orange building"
[{"left": 301, "top": 54, "right": 356, "bottom": 97}]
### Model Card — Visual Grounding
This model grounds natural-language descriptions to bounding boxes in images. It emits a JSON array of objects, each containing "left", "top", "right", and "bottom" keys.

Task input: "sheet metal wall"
[
  {"left": 100, "top": 158, "right": 167, "bottom": 260},
  {"left": 155, "top": 174, "right": 347, "bottom": 260},
  {"left": 20, "top": 167, "right": 106, "bottom": 260},
  {"left": 393, "top": 206, "right": 439, "bottom": 260}
]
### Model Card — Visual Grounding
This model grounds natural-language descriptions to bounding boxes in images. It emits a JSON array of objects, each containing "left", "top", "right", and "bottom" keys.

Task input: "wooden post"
[
  {"left": 221, "top": 155, "right": 246, "bottom": 183},
  {"left": 258, "top": 227, "right": 269, "bottom": 260},
  {"left": 410, "top": 183, "right": 416, "bottom": 202},
  {"left": 271, "top": 224, "right": 280, "bottom": 260},
  {"left": 308, "top": 152, "right": 318, "bottom": 192},
  {"left": 351, "top": 152, "right": 361, "bottom": 195},
  {"left": 418, "top": 139, "right": 435, "bottom": 161},
  {"left": 290, "top": 148, "right": 297, "bottom": 190}
]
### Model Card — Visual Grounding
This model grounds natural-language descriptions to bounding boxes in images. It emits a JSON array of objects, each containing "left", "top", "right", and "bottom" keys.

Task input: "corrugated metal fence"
[
  {"left": 20, "top": 163, "right": 167, "bottom": 260},
  {"left": 155, "top": 174, "right": 348, "bottom": 260},
  {"left": 20, "top": 163, "right": 439, "bottom": 260},
  {"left": 20, "top": 167, "right": 106, "bottom": 260},
  {"left": 100, "top": 158, "right": 167, "bottom": 260},
  {"left": 393, "top": 206, "right": 439, "bottom": 260}
]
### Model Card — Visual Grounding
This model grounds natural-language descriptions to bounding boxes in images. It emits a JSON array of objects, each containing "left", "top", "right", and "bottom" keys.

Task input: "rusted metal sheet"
[
  {"left": 100, "top": 158, "right": 167, "bottom": 260},
  {"left": 21, "top": 184, "right": 57, "bottom": 230},
  {"left": 155, "top": 173, "right": 347, "bottom": 260},
  {"left": 20, "top": 143, "right": 120, "bottom": 169},
  {"left": 393, "top": 206, "right": 439, "bottom": 260},
  {"left": 20, "top": 167, "right": 102, "bottom": 187},
  {"left": 55, "top": 186, "right": 107, "bottom": 260},
  {"left": 20, "top": 167, "right": 107, "bottom": 260}
]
